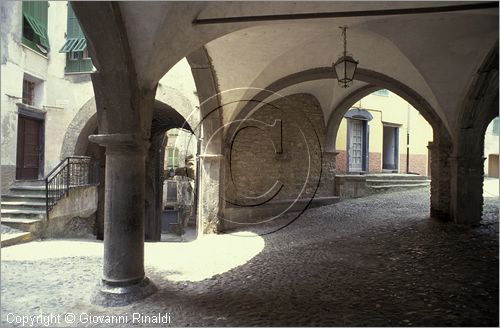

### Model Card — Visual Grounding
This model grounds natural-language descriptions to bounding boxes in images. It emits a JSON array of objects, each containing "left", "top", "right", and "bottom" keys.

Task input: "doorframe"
[
  {"left": 382, "top": 123, "right": 400, "bottom": 171},
  {"left": 16, "top": 105, "right": 45, "bottom": 180},
  {"left": 345, "top": 108, "right": 373, "bottom": 173}
]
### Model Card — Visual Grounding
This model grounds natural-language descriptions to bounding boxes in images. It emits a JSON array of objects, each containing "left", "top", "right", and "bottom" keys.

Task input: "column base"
[{"left": 92, "top": 277, "right": 157, "bottom": 307}]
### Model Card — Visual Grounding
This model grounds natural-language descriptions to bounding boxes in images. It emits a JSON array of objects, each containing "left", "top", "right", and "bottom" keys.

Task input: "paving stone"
[{"left": 0, "top": 188, "right": 498, "bottom": 326}]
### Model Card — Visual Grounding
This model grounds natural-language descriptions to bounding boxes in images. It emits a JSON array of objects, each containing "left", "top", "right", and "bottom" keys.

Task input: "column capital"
[{"left": 89, "top": 133, "right": 150, "bottom": 153}]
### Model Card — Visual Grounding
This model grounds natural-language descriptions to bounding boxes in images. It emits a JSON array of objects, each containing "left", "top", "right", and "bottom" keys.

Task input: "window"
[
  {"left": 373, "top": 89, "right": 389, "bottom": 97},
  {"left": 22, "top": 1, "right": 49, "bottom": 54},
  {"left": 22, "top": 79, "right": 35, "bottom": 106},
  {"left": 493, "top": 117, "right": 499, "bottom": 136},
  {"left": 167, "top": 148, "right": 180, "bottom": 169},
  {"left": 59, "top": 4, "right": 92, "bottom": 73}
]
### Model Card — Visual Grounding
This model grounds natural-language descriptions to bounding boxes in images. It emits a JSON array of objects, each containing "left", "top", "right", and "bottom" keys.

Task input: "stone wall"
[
  {"left": 223, "top": 93, "right": 327, "bottom": 227},
  {"left": 1, "top": 165, "right": 16, "bottom": 194},
  {"left": 45, "top": 185, "right": 98, "bottom": 238}
]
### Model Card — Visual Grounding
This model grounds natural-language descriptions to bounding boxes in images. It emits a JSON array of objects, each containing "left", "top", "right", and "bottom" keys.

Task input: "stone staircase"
[
  {"left": 1, "top": 180, "right": 47, "bottom": 247},
  {"left": 365, "top": 174, "right": 430, "bottom": 192}
]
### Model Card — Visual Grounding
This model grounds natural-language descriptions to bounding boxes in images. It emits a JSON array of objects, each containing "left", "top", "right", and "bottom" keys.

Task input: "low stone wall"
[
  {"left": 334, "top": 175, "right": 368, "bottom": 198},
  {"left": 45, "top": 185, "right": 98, "bottom": 238},
  {"left": 222, "top": 196, "right": 339, "bottom": 231},
  {"left": 1, "top": 165, "right": 16, "bottom": 195}
]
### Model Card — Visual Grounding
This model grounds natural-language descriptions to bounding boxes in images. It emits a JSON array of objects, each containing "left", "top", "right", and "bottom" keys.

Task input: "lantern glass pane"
[
  {"left": 334, "top": 59, "right": 346, "bottom": 82},
  {"left": 345, "top": 59, "right": 357, "bottom": 80}
]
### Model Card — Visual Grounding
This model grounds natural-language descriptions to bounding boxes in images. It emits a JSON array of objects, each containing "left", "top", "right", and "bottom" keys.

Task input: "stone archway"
[
  {"left": 451, "top": 43, "right": 499, "bottom": 224},
  {"left": 229, "top": 67, "right": 452, "bottom": 220},
  {"left": 60, "top": 97, "right": 96, "bottom": 160}
]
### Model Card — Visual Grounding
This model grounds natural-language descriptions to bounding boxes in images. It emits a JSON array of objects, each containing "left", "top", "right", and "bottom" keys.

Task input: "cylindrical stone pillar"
[
  {"left": 89, "top": 133, "right": 157, "bottom": 306},
  {"left": 103, "top": 144, "right": 146, "bottom": 283}
]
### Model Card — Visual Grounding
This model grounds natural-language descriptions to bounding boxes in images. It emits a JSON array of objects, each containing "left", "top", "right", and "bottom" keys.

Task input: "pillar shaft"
[
  {"left": 428, "top": 141, "right": 452, "bottom": 221},
  {"left": 319, "top": 151, "right": 337, "bottom": 196},
  {"left": 89, "top": 134, "right": 157, "bottom": 306},
  {"left": 450, "top": 155, "right": 485, "bottom": 224},
  {"left": 103, "top": 144, "right": 146, "bottom": 283}
]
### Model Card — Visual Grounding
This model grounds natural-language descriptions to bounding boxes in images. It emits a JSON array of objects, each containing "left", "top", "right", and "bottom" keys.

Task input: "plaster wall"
[
  {"left": 334, "top": 90, "right": 432, "bottom": 174},
  {"left": 164, "top": 128, "right": 197, "bottom": 169},
  {"left": 1, "top": 1, "right": 95, "bottom": 190},
  {"left": 156, "top": 58, "right": 200, "bottom": 131},
  {"left": 46, "top": 185, "right": 98, "bottom": 238},
  {"left": 1, "top": 1, "right": 200, "bottom": 192}
]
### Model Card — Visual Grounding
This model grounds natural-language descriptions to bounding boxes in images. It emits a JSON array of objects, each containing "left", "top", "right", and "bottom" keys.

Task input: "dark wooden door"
[{"left": 16, "top": 116, "right": 41, "bottom": 180}]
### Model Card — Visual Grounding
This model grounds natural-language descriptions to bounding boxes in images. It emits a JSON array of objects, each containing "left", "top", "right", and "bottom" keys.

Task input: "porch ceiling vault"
[{"left": 72, "top": 1, "right": 498, "bottom": 136}]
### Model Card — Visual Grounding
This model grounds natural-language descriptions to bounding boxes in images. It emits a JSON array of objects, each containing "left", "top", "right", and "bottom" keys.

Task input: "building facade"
[
  {"left": 1, "top": 1, "right": 199, "bottom": 194},
  {"left": 1, "top": 1, "right": 94, "bottom": 193},
  {"left": 484, "top": 117, "right": 499, "bottom": 178},
  {"left": 335, "top": 89, "right": 433, "bottom": 176}
]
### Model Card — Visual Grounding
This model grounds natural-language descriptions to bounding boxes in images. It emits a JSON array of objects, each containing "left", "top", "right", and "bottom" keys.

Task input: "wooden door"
[
  {"left": 349, "top": 119, "right": 364, "bottom": 172},
  {"left": 16, "top": 116, "right": 41, "bottom": 180}
]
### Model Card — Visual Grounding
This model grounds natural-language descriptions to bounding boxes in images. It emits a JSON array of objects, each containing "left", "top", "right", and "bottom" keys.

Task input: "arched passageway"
[
  {"left": 69, "top": 2, "right": 498, "bottom": 306},
  {"left": 229, "top": 67, "right": 451, "bottom": 220},
  {"left": 62, "top": 99, "right": 195, "bottom": 241},
  {"left": 451, "top": 44, "right": 498, "bottom": 225}
]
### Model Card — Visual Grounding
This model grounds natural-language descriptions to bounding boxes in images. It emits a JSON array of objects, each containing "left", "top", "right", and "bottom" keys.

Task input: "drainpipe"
[{"left": 406, "top": 104, "right": 410, "bottom": 174}]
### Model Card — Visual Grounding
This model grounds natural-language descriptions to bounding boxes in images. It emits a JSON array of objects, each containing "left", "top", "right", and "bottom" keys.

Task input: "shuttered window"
[
  {"left": 59, "top": 4, "right": 93, "bottom": 73},
  {"left": 167, "top": 148, "right": 180, "bottom": 169},
  {"left": 22, "top": 1, "right": 49, "bottom": 54}
]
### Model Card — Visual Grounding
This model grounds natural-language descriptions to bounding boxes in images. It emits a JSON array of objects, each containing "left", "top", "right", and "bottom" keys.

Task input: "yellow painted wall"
[
  {"left": 335, "top": 119, "right": 348, "bottom": 151},
  {"left": 335, "top": 90, "right": 433, "bottom": 173}
]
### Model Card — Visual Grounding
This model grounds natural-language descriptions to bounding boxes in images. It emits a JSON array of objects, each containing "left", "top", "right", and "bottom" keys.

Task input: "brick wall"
[
  {"left": 336, "top": 150, "right": 347, "bottom": 173},
  {"left": 335, "top": 151, "right": 382, "bottom": 173},
  {"left": 225, "top": 93, "right": 326, "bottom": 222},
  {"left": 368, "top": 152, "right": 382, "bottom": 173},
  {"left": 399, "top": 153, "right": 428, "bottom": 176}
]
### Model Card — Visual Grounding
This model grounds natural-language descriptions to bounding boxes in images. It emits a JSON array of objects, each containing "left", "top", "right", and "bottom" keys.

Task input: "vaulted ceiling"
[{"left": 77, "top": 1, "right": 498, "bottom": 137}]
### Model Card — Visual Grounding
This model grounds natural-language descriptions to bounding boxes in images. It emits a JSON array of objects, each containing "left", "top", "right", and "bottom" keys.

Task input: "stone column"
[
  {"left": 89, "top": 133, "right": 157, "bottom": 306},
  {"left": 428, "top": 141, "right": 452, "bottom": 221},
  {"left": 450, "top": 154, "right": 485, "bottom": 224},
  {"left": 144, "top": 132, "right": 165, "bottom": 241},
  {"left": 318, "top": 151, "right": 337, "bottom": 196}
]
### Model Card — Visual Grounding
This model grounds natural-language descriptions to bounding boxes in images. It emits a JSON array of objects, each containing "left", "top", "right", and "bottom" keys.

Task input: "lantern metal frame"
[{"left": 333, "top": 26, "right": 359, "bottom": 88}]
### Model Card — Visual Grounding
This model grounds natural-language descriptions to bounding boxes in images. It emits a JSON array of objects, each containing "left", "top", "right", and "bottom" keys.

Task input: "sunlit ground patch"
[{"left": 1, "top": 231, "right": 265, "bottom": 282}]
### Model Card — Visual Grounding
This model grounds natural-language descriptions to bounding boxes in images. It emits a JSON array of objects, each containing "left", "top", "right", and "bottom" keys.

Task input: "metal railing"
[{"left": 45, "top": 156, "right": 99, "bottom": 219}]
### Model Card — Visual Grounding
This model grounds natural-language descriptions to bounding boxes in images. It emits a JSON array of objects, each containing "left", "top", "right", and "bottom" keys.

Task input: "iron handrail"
[{"left": 45, "top": 156, "right": 99, "bottom": 220}]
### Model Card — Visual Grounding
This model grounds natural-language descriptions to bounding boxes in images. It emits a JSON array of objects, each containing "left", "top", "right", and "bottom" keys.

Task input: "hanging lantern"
[{"left": 333, "top": 26, "right": 358, "bottom": 88}]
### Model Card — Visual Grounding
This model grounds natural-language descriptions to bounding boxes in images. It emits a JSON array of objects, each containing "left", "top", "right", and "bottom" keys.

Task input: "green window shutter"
[
  {"left": 72, "top": 38, "right": 86, "bottom": 52},
  {"left": 22, "top": 1, "right": 49, "bottom": 50},
  {"left": 64, "top": 4, "right": 93, "bottom": 73},
  {"left": 66, "top": 4, "right": 84, "bottom": 39},
  {"left": 59, "top": 38, "right": 78, "bottom": 53}
]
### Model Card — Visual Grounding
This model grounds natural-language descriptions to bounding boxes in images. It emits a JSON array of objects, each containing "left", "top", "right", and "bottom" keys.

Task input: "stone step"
[
  {"left": 369, "top": 183, "right": 430, "bottom": 190},
  {"left": 1, "top": 209, "right": 46, "bottom": 216},
  {"left": 2, "top": 194, "right": 47, "bottom": 201},
  {"left": 1, "top": 217, "right": 44, "bottom": 233},
  {"left": 10, "top": 179, "right": 45, "bottom": 187},
  {"left": 1, "top": 231, "right": 33, "bottom": 248},
  {"left": 8, "top": 186, "right": 47, "bottom": 197},
  {"left": 366, "top": 179, "right": 431, "bottom": 186},
  {"left": 1, "top": 201, "right": 47, "bottom": 211},
  {"left": 365, "top": 174, "right": 429, "bottom": 180}
]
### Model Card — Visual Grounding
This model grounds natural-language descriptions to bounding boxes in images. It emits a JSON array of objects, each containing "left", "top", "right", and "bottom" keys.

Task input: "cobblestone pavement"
[{"left": 1, "top": 188, "right": 498, "bottom": 327}]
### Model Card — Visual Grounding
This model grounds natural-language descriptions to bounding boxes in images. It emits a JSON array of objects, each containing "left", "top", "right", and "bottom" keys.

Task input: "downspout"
[{"left": 406, "top": 103, "right": 410, "bottom": 174}]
